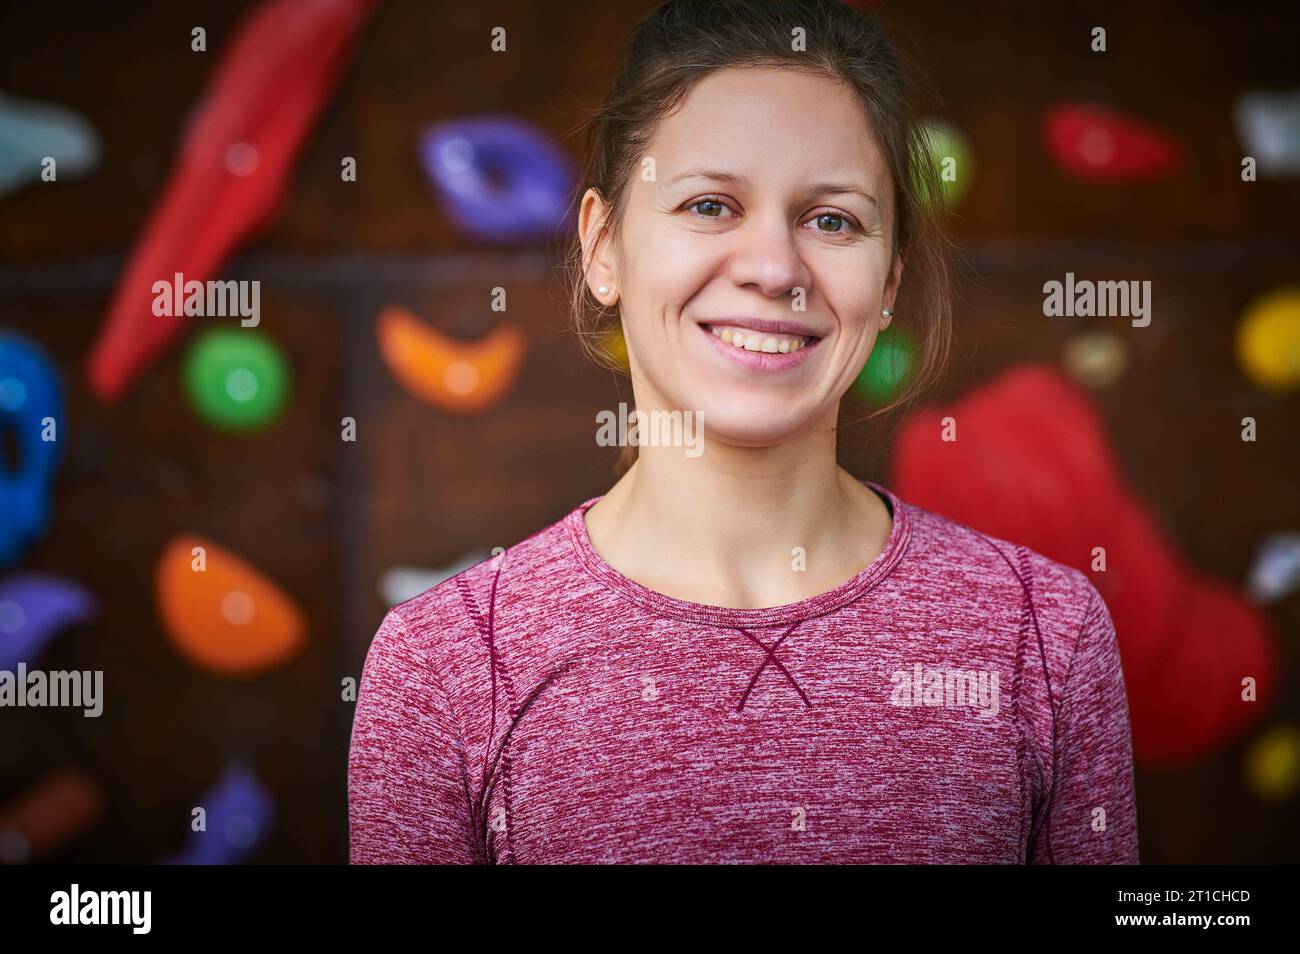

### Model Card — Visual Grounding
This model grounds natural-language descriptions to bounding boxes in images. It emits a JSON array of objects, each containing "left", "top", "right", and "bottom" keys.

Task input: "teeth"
[{"left": 711, "top": 324, "right": 811, "bottom": 352}]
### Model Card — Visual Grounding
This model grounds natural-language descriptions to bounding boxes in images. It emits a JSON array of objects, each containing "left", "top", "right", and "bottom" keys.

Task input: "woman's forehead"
[{"left": 650, "top": 67, "right": 890, "bottom": 188}]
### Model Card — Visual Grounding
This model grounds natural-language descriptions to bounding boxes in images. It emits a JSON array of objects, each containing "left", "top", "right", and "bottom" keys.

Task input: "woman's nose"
[{"left": 724, "top": 213, "right": 808, "bottom": 300}]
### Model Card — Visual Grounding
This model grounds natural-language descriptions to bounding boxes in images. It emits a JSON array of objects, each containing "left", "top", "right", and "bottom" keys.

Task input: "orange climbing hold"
[
  {"left": 156, "top": 535, "right": 305, "bottom": 676},
  {"left": 377, "top": 305, "right": 526, "bottom": 414}
]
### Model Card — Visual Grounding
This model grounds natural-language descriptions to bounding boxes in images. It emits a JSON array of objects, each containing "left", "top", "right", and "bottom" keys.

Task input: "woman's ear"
[
  {"left": 881, "top": 254, "right": 904, "bottom": 330},
  {"left": 579, "top": 187, "right": 618, "bottom": 305}
]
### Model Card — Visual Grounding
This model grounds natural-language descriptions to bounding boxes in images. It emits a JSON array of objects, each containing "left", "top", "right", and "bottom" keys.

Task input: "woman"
[{"left": 348, "top": 0, "right": 1139, "bottom": 864}]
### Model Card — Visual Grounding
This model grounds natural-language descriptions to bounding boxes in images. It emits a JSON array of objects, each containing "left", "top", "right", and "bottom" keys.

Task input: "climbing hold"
[
  {"left": 85, "top": 0, "right": 379, "bottom": 401},
  {"left": 418, "top": 115, "right": 577, "bottom": 243},
  {"left": 1044, "top": 102, "right": 1182, "bottom": 181},
  {"left": 377, "top": 305, "right": 526, "bottom": 414},
  {"left": 1246, "top": 532, "right": 1300, "bottom": 605},
  {"left": 912, "top": 119, "right": 973, "bottom": 209},
  {"left": 1234, "top": 86, "right": 1300, "bottom": 178},
  {"left": 183, "top": 328, "right": 291, "bottom": 432},
  {"left": 0, "top": 332, "right": 65, "bottom": 568},
  {"left": 0, "top": 573, "right": 97, "bottom": 670},
  {"left": 379, "top": 551, "right": 493, "bottom": 606},
  {"left": 1243, "top": 723, "right": 1300, "bottom": 801},
  {"left": 1236, "top": 286, "right": 1300, "bottom": 394},
  {"left": 0, "top": 768, "right": 107, "bottom": 864},
  {"left": 0, "top": 90, "right": 101, "bottom": 198},
  {"left": 598, "top": 324, "right": 629, "bottom": 371},
  {"left": 156, "top": 535, "right": 305, "bottom": 676},
  {"left": 1062, "top": 331, "right": 1128, "bottom": 389},
  {"left": 164, "top": 758, "right": 275, "bottom": 864},
  {"left": 852, "top": 325, "right": 917, "bottom": 403}
]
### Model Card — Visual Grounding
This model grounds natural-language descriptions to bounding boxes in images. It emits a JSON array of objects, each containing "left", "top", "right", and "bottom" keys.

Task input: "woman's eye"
[
  {"left": 808, "top": 211, "right": 855, "bottom": 235},
  {"left": 689, "top": 198, "right": 729, "bottom": 218},
  {"left": 684, "top": 199, "right": 857, "bottom": 237}
]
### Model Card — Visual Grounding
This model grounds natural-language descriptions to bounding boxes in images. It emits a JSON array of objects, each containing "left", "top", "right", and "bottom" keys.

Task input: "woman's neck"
[{"left": 582, "top": 434, "right": 892, "bottom": 610}]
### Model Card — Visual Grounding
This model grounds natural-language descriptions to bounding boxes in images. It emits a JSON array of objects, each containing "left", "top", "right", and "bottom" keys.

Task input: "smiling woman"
[
  {"left": 348, "top": 0, "right": 1140, "bottom": 866},
  {"left": 569, "top": 1, "right": 955, "bottom": 479}
]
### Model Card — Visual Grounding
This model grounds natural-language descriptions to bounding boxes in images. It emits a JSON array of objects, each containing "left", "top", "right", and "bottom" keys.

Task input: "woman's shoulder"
[{"left": 897, "top": 496, "right": 1106, "bottom": 635}]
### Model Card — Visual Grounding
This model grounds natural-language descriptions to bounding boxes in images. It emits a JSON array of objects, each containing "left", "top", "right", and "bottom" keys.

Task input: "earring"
[
  {"left": 882, "top": 307, "right": 893, "bottom": 317},
  {"left": 597, "top": 285, "right": 609, "bottom": 296}
]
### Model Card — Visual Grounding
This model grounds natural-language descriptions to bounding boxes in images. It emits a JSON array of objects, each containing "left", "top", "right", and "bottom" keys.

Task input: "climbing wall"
[{"left": 0, "top": 0, "right": 1296, "bottom": 864}]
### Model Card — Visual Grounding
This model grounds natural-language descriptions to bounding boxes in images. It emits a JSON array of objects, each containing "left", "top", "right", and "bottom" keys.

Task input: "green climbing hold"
[
  {"left": 853, "top": 326, "right": 916, "bottom": 404},
  {"left": 911, "top": 119, "right": 972, "bottom": 210},
  {"left": 183, "top": 329, "right": 290, "bottom": 432}
]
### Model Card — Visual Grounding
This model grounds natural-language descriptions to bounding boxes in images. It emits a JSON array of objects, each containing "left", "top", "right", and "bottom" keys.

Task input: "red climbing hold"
[{"left": 1044, "top": 102, "right": 1182, "bottom": 182}]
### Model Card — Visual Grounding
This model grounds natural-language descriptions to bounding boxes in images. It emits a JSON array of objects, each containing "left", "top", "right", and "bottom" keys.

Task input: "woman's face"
[{"left": 581, "top": 66, "right": 903, "bottom": 450}]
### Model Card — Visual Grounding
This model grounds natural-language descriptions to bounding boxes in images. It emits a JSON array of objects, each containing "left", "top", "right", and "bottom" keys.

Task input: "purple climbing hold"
[
  {"left": 0, "top": 573, "right": 97, "bottom": 670},
  {"left": 418, "top": 115, "right": 576, "bottom": 243},
  {"left": 164, "top": 757, "right": 276, "bottom": 865}
]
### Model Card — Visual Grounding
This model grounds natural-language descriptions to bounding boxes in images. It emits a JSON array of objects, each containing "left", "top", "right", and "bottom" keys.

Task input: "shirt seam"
[
  {"left": 1037, "top": 584, "right": 1106, "bottom": 862},
  {"left": 454, "top": 566, "right": 521, "bottom": 864},
  {"left": 1009, "top": 547, "right": 1036, "bottom": 864},
  {"left": 939, "top": 518, "right": 1053, "bottom": 863},
  {"left": 386, "top": 605, "right": 479, "bottom": 863}
]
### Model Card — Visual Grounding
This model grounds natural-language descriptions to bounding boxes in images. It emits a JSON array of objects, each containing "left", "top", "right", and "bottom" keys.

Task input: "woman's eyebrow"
[
  {"left": 803, "top": 182, "right": 879, "bottom": 208},
  {"left": 660, "top": 170, "right": 877, "bottom": 208},
  {"left": 662, "top": 169, "right": 750, "bottom": 188}
]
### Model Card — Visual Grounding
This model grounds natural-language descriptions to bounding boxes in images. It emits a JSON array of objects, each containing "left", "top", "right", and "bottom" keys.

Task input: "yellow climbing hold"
[
  {"left": 1236, "top": 287, "right": 1300, "bottom": 393},
  {"left": 1243, "top": 722, "right": 1300, "bottom": 800}
]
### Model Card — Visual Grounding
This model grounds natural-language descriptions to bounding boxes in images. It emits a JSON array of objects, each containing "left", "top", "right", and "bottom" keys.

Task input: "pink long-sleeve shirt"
[{"left": 348, "top": 480, "right": 1139, "bottom": 864}]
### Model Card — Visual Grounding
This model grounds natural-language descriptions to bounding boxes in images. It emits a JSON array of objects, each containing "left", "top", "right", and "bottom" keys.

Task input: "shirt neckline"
[{"left": 563, "top": 478, "right": 912, "bottom": 628}]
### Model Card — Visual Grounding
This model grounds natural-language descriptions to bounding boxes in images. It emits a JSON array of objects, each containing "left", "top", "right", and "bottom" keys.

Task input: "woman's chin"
[{"left": 689, "top": 408, "right": 812, "bottom": 450}]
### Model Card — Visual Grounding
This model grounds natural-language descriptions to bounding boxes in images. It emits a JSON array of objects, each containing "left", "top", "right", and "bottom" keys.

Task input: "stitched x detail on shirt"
[{"left": 734, "top": 622, "right": 812, "bottom": 712}]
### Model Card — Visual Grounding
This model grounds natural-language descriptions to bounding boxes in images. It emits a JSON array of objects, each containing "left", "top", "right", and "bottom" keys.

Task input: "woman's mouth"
[
  {"left": 695, "top": 321, "right": 823, "bottom": 371},
  {"left": 700, "top": 322, "right": 816, "bottom": 353}
]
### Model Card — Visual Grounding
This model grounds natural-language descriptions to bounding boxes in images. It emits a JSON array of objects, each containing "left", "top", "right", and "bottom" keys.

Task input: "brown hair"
[{"left": 565, "top": 0, "right": 954, "bottom": 475}]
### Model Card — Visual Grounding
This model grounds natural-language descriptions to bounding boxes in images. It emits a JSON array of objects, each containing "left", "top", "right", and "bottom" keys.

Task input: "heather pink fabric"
[{"left": 348, "top": 480, "right": 1139, "bottom": 864}]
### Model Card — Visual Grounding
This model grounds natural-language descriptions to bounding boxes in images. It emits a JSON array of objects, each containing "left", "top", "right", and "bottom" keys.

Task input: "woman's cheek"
[{"left": 659, "top": 225, "right": 718, "bottom": 269}]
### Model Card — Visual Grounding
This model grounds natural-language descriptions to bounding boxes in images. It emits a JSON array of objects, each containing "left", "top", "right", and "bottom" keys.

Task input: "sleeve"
[
  {"left": 348, "top": 607, "right": 480, "bottom": 864},
  {"left": 1031, "top": 588, "right": 1140, "bottom": 864}
]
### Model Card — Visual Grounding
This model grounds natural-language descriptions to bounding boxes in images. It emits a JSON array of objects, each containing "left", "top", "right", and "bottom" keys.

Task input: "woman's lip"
[{"left": 695, "top": 321, "right": 822, "bottom": 371}]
